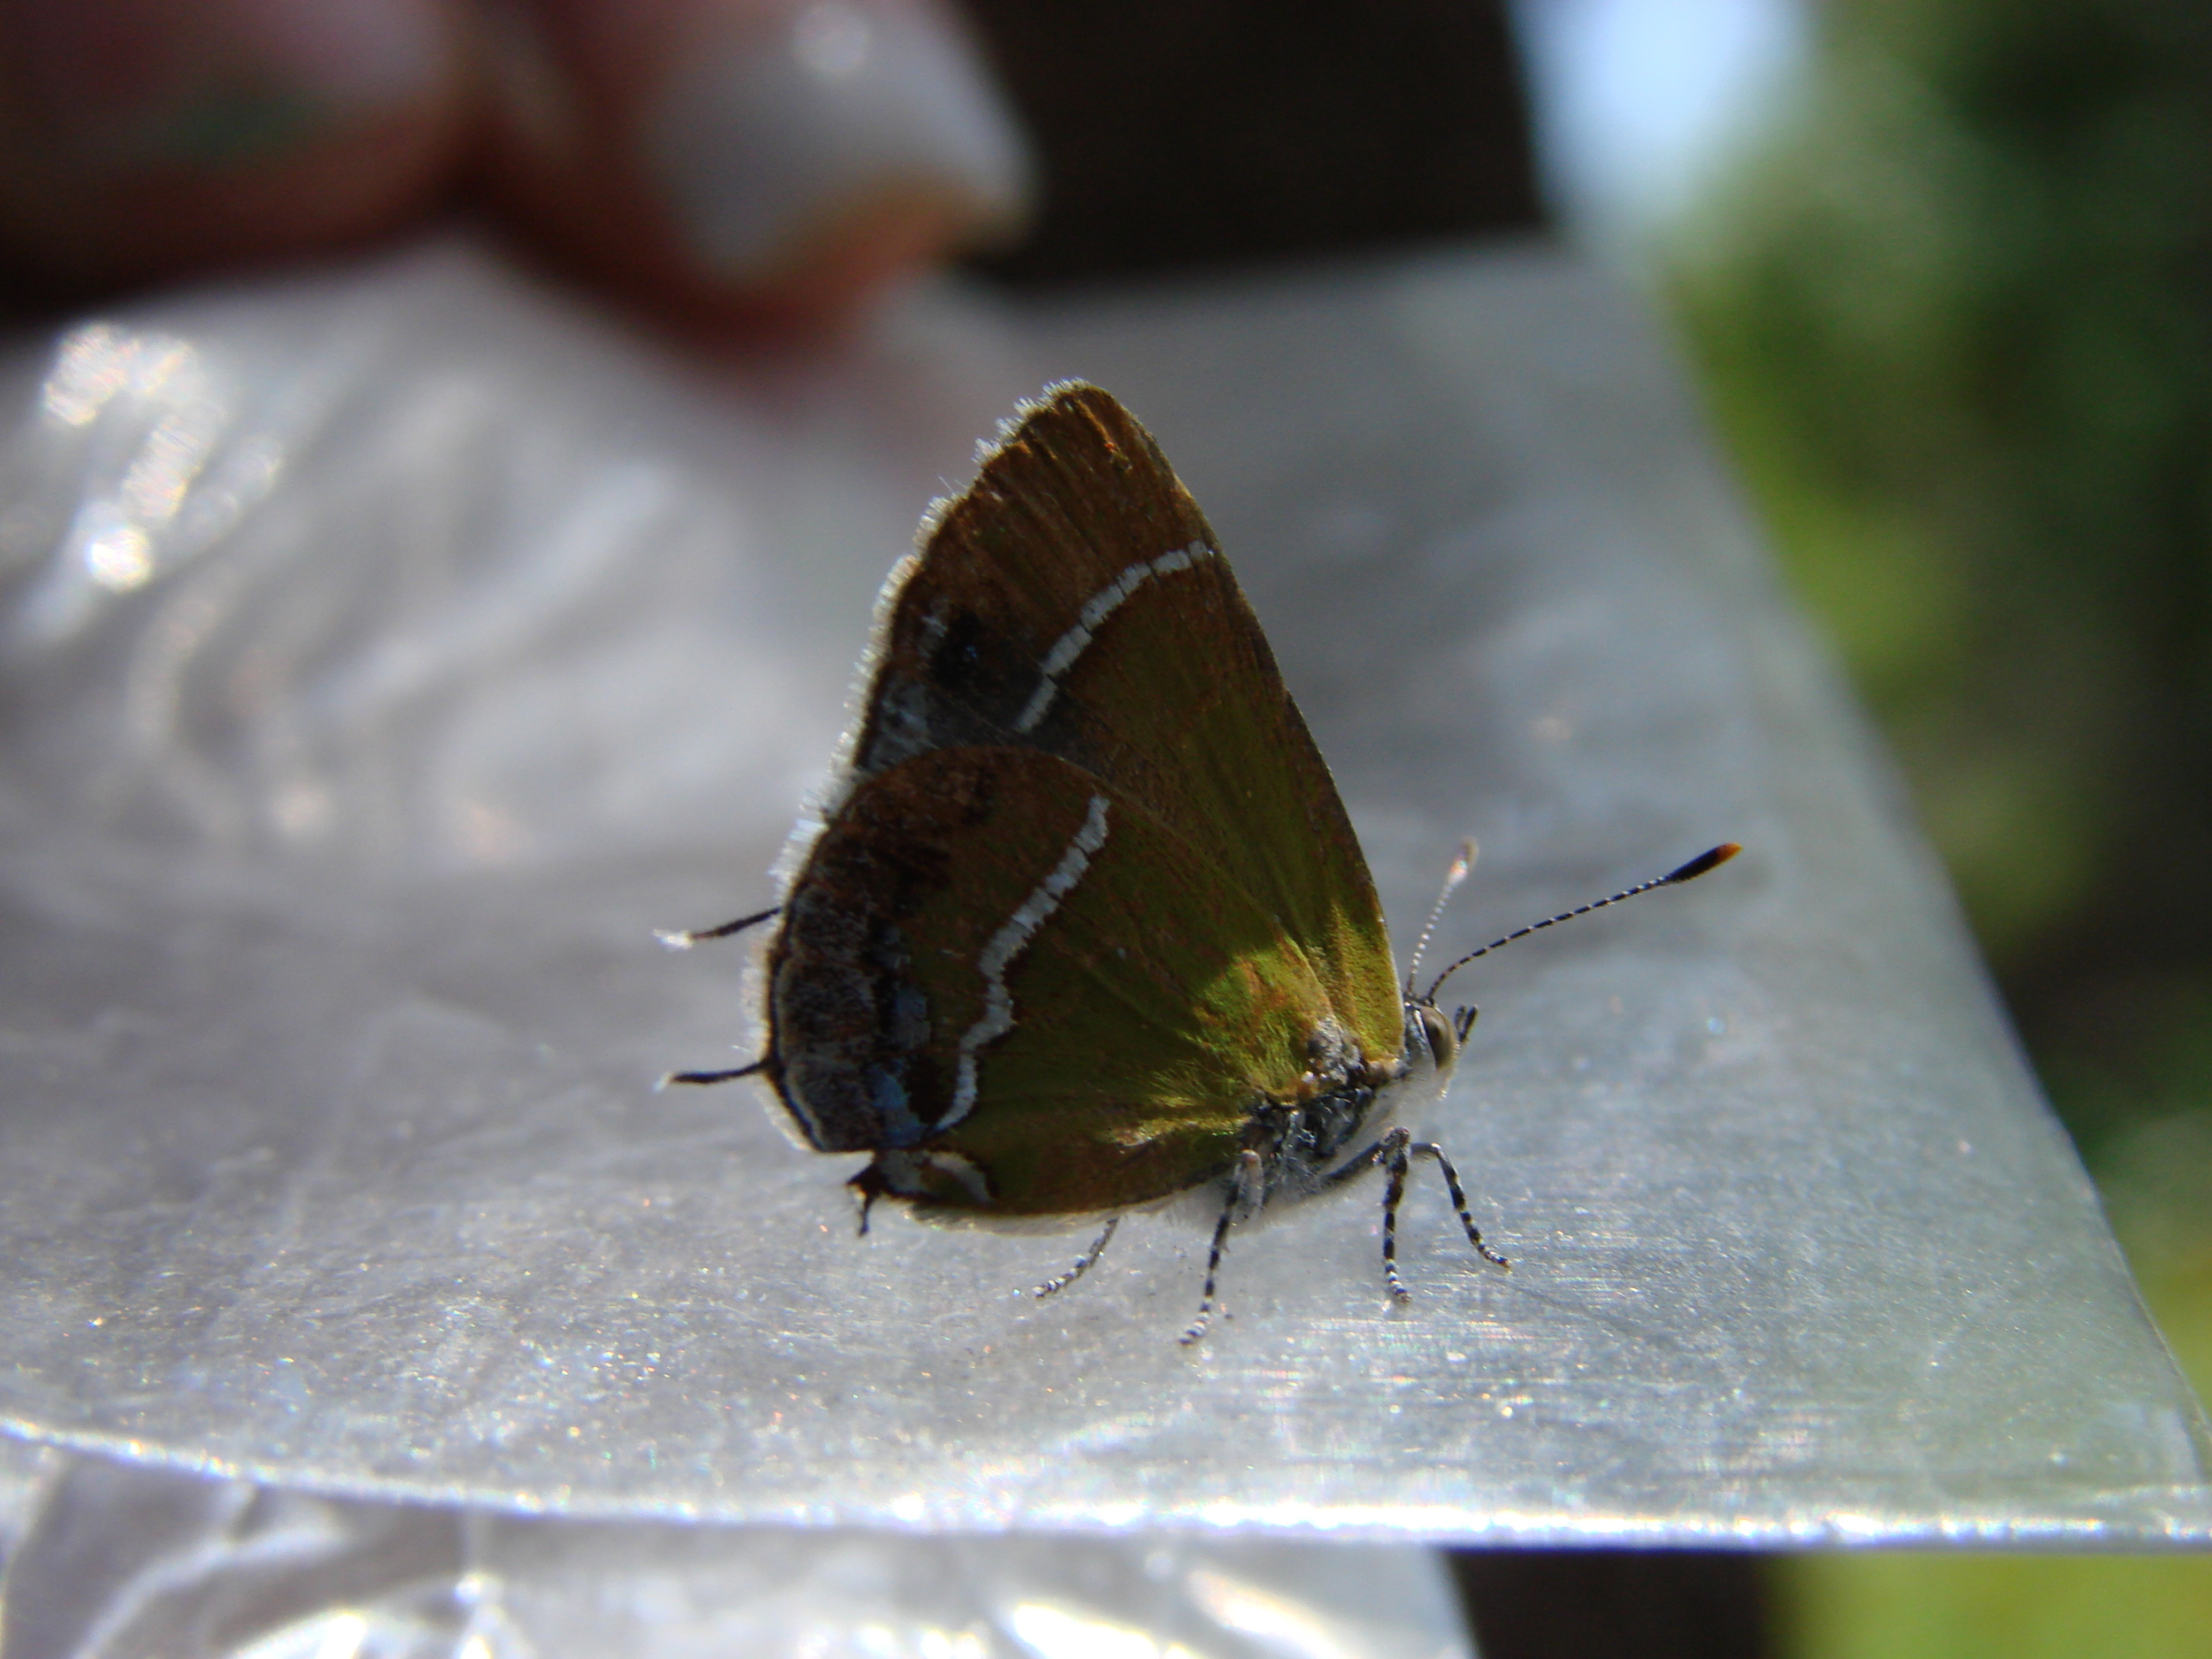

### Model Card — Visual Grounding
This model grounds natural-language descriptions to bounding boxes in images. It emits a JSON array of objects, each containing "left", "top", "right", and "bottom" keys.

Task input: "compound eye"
[{"left": 1414, "top": 1002, "right": 1456, "bottom": 1069}]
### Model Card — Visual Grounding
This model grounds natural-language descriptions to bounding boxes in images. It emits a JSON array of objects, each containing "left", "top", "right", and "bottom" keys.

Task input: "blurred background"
[
  {"left": 3, "top": 0, "right": 2206, "bottom": 1652},
  {"left": 1554, "top": 0, "right": 2212, "bottom": 1650}
]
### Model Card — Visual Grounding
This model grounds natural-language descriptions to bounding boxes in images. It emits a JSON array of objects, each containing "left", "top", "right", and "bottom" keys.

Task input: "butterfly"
[{"left": 668, "top": 383, "right": 1735, "bottom": 1341}]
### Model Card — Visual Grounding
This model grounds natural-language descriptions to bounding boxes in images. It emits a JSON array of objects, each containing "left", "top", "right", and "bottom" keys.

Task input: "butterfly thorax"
[{"left": 1248, "top": 998, "right": 1459, "bottom": 1202}]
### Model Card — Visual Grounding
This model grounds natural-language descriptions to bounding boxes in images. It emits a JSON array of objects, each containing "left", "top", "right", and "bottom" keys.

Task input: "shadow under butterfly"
[{"left": 666, "top": 384, "right": 1735, "bottom": 1343}]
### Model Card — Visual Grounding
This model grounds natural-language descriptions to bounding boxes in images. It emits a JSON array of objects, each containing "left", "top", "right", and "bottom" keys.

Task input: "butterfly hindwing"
[{"left": 768, "top": 745, "right": 1342, "bottom": 1212}]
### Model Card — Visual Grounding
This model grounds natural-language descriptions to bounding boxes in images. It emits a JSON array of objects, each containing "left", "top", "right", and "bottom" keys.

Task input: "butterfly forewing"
[{"left": 849, "top": 384, "right": 1402, "bottom": 1075}]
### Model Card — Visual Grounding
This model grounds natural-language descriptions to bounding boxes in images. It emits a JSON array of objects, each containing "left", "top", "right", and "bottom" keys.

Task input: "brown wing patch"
[{"left": 847, "top": 384, "right": 1402, "bottom": 1065}]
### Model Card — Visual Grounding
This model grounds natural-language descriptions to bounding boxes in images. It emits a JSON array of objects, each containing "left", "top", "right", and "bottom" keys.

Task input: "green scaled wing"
[
  {"left": 772, "top": 745, "right": 1341, "bottom": 1214},
  {"left": 848, "top": 383, "right": 1402, "bottom": 1074}
]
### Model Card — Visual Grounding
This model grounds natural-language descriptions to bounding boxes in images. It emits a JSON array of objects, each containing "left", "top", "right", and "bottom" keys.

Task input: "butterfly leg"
[
  {"left": 1180, "top": 1150, "right": 1263, "bottom": 1345},
  {"left": 1321, "top": 1128, "right": 1509, "bottom": 1297},
  {"left": 1379, "top": 1130, "right": 1418, "bottom": 1302},
  {"left": 1317, "top": 1127, "right": 1402, "bottom": 1190},
  {"left": 1310, "top": 1126, "right": 1415, "bottom": 1298},
  {"left": 1033, "top": 1217, "right": 1121, "bottom": 1298},
  {"left": 1409, "top": 1140, "right": 1510, "bottom": 1271}
]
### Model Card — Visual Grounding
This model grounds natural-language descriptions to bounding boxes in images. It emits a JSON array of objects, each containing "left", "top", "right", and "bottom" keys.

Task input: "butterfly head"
[{"left": 1401, "top": 992, "right": 1474, "bottom": 1094}]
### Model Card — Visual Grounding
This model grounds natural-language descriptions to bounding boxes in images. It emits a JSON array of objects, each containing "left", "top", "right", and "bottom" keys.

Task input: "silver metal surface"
[
  {"left": 0, "top": 1436, "right": 1469, "bottom": 1659},
  {"left": 0, "top": 235, "right": 2206, "bottom": 1550}
]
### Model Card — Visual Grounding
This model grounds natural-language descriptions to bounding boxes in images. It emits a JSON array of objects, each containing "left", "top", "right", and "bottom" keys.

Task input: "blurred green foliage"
[
  {"left": 1668, "top": 0, "right": 2212, "bottom": 1647},
  {"left": 1676, "top": 0, "right": 2211, "bottom": 1019},
  {"left": 1781, "top": 1548, "right": 2212, "bottom": 1658}
]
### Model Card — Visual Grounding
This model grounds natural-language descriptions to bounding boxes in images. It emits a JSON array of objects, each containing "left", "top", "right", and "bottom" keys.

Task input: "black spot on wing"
[{"left": 925, "top": 611, "right": 995, "bottom": 703}]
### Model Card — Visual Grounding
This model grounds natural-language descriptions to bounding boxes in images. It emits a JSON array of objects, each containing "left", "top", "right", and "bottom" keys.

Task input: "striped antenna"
[
  {"left": 1423, "top": 844, "right": 1740, "bottom": 1004},
  {"left": 1403, "top": 839, "right": 1477, "bottom": 995}
]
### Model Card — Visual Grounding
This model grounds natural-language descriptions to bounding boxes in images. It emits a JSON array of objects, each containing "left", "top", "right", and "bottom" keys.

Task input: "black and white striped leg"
[
  {"left": 1311, "top": 1126, "right": 1413, "bottom": 1296},
  {"left": 1379, "top": 1133, "right": 1418, "bottom": 1301},
  {"left": 1181, "top": 1150, "right": 1263, "bottom": 1345},
  {"left": 1321, "top": 1125, "right": 1509, "bottom": 1299},
  {"left": 1317, "top": 1128, "right": 1398, "bottom": 1190},
  {"left": 1410, "top": 1140, "right": 1510, "bottom": 1270},
  {"left": 1033, "top": 1217, "right": 1121, "bottom": 1298}
]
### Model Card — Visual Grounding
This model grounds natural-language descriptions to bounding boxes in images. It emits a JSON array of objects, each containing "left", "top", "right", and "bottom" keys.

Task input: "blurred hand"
[{"left": 0, "top": 0, "right": 1033, "bottom": 335}]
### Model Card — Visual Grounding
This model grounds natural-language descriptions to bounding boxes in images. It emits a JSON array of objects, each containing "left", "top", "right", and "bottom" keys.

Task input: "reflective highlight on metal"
[{"left": 0, "top": 1439, "right": 1471, "bottom": 1659}]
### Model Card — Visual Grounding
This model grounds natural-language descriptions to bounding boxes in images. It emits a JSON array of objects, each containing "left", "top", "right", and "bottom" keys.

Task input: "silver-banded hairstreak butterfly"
[{"left": 669, "top": 383, "right": 1736, "bottom": 1341}]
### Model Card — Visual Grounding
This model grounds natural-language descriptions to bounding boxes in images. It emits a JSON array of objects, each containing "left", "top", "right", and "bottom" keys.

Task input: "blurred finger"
[
  {"left": 0, "top": 0, "right": 469, "bottom": 296},
  {"left": 475, "top": 0, "right": 1034, "bottom": 334}
]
